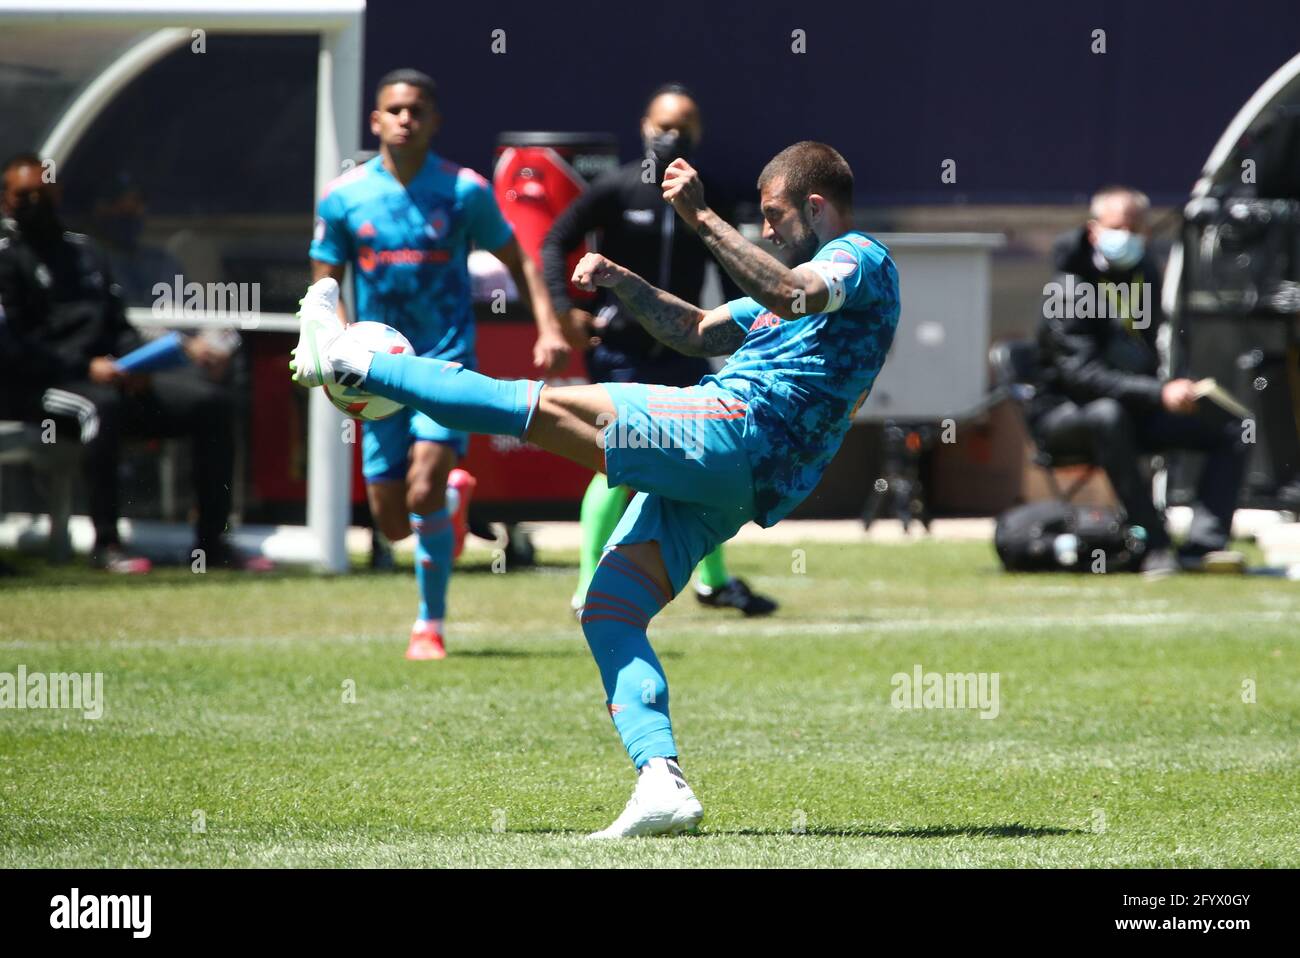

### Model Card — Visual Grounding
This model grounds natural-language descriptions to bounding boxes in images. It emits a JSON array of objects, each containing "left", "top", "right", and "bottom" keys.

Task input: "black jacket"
[
  {"left": 1031, "top": 226, "right": 1166, "bottom": 425},
  {"left": 541, "top": 159, "right": 740, "bottom": 360},
  {"left": 0, "top": 227, "right": 142, "bottom": 389}
]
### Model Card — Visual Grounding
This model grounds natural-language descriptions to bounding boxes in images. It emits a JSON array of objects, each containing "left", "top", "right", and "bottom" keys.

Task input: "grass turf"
[{"left": 1, "top": 539, "right": 1297, "bottom": 868}]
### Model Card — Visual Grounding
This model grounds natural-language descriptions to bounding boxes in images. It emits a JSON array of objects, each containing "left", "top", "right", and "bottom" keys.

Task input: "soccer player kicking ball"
[
  {"left": 293, "top": 141, "right": 900, "bottom": 837},
  {"left": 308, "top": 69, "right": 570, "bottom": 661}
]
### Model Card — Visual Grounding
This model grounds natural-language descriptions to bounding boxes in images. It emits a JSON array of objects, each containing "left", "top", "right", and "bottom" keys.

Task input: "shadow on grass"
[
  {"left": 501, "top": 822, "right": 1082, "bottom": 839},
  {"left": 706, "top": 823, "right": 1084, "bottom": 839}
]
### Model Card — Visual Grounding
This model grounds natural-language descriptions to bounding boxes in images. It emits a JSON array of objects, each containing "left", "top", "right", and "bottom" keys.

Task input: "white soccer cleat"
[
  {"left": 290, "top": 277, "right": 344, "bottom": 387},
  {"left": 587, "top": 757, "right": 703, "bottom": 839}
]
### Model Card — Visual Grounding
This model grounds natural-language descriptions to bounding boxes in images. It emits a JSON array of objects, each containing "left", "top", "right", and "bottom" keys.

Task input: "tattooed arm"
[
  {"left": 661, "top": 158, "right": 832, "bottom": 319},
  {"left": 570, "top": 251, "right": 745, "bottom": 358}
]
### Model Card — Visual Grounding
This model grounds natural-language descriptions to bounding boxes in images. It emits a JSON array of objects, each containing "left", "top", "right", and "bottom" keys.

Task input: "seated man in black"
[
  {"left": 1030, "top": 185, "right": 1248, "bottom": 576},
  {"left": 0, "top": 152, "right": 255, "bottom": 572}
]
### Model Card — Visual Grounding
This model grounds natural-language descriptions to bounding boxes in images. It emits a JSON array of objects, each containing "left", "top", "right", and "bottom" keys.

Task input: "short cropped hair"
[
  {"left": 2, "top": 151, "right": 43, "bottom": 176},
  {"left": 1090, "top": 184, "right": 1149, "bottom": 219},
  {"left": 757, "top": 141, "right": 854, "bottom": 213},
  {"left": 375, "top": 69, "right": 437, "bottom": 106},
  {"left": 644, "top": 82, "right": 695, "bottom": 114}
]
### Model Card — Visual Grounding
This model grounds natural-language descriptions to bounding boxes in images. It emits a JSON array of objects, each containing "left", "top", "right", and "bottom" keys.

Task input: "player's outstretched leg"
[
  {"left": 581, "top": 545, "right": 702, "bottom": 839},
  {"left": 292, "top": 278, "right": 611, "bottom": 473},
  {"left": 292, "top": 278, "right": 543, "bottom": 437}
]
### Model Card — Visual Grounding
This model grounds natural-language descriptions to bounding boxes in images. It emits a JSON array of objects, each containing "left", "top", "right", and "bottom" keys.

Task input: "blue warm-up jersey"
[
  {"left": 709, "top": 231, "right": 901, "bottom": 527},
  {"left": 309, "top": 152, "right": 514, "bottom": 366}
]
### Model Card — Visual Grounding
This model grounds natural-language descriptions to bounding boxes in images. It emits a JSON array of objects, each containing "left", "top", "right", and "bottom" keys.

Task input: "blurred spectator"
[
  {"left": 90, "top": 171, "right": 183, "bottom": 306},
  {"left": 1029, "top": 185, "right": 1248, "bottom": 576},
  {"left": 0, "top": 152, "right": 260, "bottom": 572}
]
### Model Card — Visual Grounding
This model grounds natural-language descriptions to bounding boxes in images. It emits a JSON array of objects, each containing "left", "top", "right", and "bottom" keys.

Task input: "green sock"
[
  {"left": 697, "top": 544, "right": 730, "bottom": 591},
  {"left": 575, "top": 473, "right": 631, "bottom": 604}
]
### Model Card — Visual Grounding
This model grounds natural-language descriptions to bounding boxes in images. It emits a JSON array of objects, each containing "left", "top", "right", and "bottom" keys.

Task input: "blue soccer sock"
[
  {"left": 412, "top": 509, "right": 453, "bottom": 622},
  {"left": 580, "top": 549, "right": 678, "bottom": 768},
  {"left": 363, "top": 351, "right": 542, "bottom": 438}
]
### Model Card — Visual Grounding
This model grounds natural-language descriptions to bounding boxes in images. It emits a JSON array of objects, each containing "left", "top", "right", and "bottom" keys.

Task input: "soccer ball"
[{"left": 323, "top": 321, "right": 413, "bottom": 421}]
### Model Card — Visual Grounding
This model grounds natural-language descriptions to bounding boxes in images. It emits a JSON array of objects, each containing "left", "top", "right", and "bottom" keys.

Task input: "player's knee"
[
  {"left": 1084, "top": 397, "right": 1127, "bottom": 434},
  {"left": 407, "top": 479, "right": 446, "bottom": 516},
  {"left": 377, "top": 514, "right": 411, "bottom": 542},
  {"left": 369, "top": 498, "right": 411, "bottom": 541},
  {"left": 527, "top": 390, "right": 559, "bottom": 441}
]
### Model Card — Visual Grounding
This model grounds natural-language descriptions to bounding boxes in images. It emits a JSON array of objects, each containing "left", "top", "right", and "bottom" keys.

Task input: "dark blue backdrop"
[{"left": 364, "top": 0, "right": 1299, "bottom": 205}]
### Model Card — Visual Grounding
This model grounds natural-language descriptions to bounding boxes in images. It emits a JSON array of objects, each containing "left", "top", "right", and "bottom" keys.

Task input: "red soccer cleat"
[
  {"left": 406, "top": 620, "right": 447, "bottom": 661},
  {"left": 447, "top": 468, "right": 477, "bottom": 559}
]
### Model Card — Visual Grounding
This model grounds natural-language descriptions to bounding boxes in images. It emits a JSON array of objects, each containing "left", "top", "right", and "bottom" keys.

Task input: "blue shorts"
[
  {"left": 600, "top": 381, "right": 757, "bottom": 596},
  {"left": 362, "top": 409, "right": 467, "bottom": 483}
]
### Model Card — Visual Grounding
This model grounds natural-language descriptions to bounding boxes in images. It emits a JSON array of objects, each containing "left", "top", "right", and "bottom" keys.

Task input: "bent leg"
[
  {"left": 1136, "top": 409, "right": 1247, "bottom": 552},
  {"left": 1039, "top": 398, "right": 1169, "bottom": 547},
  {"left": 576, "top": 473, "right": 633, "bottom": 605},
  {"left": 127, "top": 371, "right": 234, "bottom": 551},
  {"left": 362, "top": 350, "right": 614, "bottom": 473}
]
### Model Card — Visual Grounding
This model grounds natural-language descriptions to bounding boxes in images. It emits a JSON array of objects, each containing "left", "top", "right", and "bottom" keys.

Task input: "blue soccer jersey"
[
  {"left": 707, "top": 231, "right": 901, "bottom": 527},
  {"left": 309, "top": 152, "right": 513, "bottom": 365}
]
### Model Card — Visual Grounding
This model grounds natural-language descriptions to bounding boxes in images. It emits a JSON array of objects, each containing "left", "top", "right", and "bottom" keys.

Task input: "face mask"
[
  {"left": 99, "top": 213, "right": 144, "bottom": 250},
  {"left": 645, "top": 130, "right": 695, "bottom": 173},
  {"left": 12, "top": 195, "right": 62, "bottom": 245},
  {"left": 1095, "top": 228, "right": 1145, "bottom": 270}
]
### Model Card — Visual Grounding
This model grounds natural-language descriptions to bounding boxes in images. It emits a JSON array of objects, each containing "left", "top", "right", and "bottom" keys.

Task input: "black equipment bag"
[{"left": 994, "top": 501, "right": 1147, "bottom": 573}]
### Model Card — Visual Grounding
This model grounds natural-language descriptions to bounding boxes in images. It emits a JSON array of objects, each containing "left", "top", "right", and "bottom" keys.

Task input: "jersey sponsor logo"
[
  {"left": 357, "top": 220, "right": 377, "bottom": 239},
  {"left": 749, "top": 310, "right": 782, "bottom": 331},
  {"left": 623, "top": 208, "right": 655, "bottom": 225},
  {"left": 313, "top": 217, "right": 326, "bottom": 243},
  {"left": 356, "top": 245, "right": 452, "bottom": 271},
  {"left": 849, "top": 235, "right": 874, "bottom": 249}
]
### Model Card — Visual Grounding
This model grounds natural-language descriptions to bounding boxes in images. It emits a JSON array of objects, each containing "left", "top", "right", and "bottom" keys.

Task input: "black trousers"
[
  {"left": 3, "top": 371, "right": 234, "bottom": 550},
  {"left": 1034, "top": 397, "right": 1248, "bottom": 552}
]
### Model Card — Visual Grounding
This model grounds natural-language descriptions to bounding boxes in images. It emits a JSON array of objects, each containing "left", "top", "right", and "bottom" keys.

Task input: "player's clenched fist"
[
  {"left": 571, "top": 252, "right": 628, "bottom": 291},
  {"left": 661, "top": 158, "right": 706, "bottom": 227}
]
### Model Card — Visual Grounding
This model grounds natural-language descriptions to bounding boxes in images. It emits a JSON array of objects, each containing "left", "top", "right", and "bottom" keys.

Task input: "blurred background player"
[
  {"left": 542, "top": 83, "right": 777, "bottom": 617},
  {"left": 309, "top": 69, "right": 569, "bottom": 660}
]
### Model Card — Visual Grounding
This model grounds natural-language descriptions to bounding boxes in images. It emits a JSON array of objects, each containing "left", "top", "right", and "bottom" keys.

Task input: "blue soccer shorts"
[
  {"left": 599, "top": 381, "right": 758, "bottom": 595},
  {"left": 361, "top": 408, "right": 468, "bottom": 482}
]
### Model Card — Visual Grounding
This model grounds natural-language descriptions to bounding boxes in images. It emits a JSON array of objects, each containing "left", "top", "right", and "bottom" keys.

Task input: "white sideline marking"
[{"left": 0, "top": 609, "right": 1294, "bottom": 648}]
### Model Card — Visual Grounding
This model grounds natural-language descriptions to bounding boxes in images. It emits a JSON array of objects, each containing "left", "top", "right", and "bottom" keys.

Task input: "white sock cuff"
[{"left": 329, "top": 334, "right": 375, "bottom": 383}]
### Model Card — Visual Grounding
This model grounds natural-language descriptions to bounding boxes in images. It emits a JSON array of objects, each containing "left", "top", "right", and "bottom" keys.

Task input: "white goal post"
[{"left": 0, "top": 0, "right": 365, "bottom": 572}]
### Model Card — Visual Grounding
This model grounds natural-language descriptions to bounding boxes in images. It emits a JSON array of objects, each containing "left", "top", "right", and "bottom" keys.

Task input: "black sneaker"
[{"left": 695, "top": 577, "right": 778, "bottom": 616}]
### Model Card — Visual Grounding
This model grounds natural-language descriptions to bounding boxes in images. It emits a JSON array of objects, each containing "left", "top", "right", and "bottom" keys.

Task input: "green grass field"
[{"left": 1, "top": 538, "right": 1297, "bottom": 868}]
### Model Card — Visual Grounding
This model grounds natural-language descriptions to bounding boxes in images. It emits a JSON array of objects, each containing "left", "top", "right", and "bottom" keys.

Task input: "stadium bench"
[{"left": 0, "top": 420, "right": 81, "bottom": 563}]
